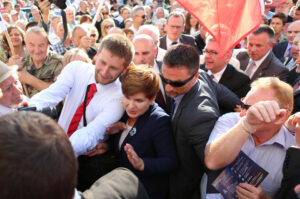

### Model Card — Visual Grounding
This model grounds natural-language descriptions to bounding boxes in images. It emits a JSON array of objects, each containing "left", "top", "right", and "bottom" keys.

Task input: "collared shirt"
[
  {"left": 0, "top": 104, "right": 14, "bottom": 116},
  {"left": 166, "top": 36, "right": 180, "bottom": 50},
  {"left": 247, "top": 50, "right": 271, "bottom": 77},
  {"left": 172, "top": 94, "right": 184, "bottom": 119},
  {"left": 284, "top": 43, "right": 292, "bottom": 57},
  {"left": 51, "top": 41, "right": 70, "bottom": 55},
  {"left": 30, "top": 61, "right": 124, "bottom": 157},
  {"left": 23, "top": 51, "right": 63, "bottom": 97},
  {"left": 153, "top": 61, "right": 166, "bottom": 101},
  {"left": 207, "top": 66, "right": 227, "bottom": 83},
  {"left": 207, "top": 112, "right": 296, "bottom": 198},
  {"left": 156, "top": 47, "right": 166, "bottom": 62},
  {"left": 129, "top": 25, "right": 138, "bottom": 36}
]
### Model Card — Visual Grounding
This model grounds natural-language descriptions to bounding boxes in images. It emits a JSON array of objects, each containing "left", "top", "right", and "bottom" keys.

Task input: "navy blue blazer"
[{"left": 111, "top": 103, "right": 178, "bottom": 199}]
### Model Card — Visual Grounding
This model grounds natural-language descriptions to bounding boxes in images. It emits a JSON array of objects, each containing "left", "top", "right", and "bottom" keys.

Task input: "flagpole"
[{"left": 92, "top": 0, "right": 105, "bottom": 27}]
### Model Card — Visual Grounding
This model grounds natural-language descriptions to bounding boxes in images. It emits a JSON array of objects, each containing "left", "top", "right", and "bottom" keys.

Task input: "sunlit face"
[
  {"left": 270, "top": 17, "right": 284, "bottom": 34},
  {"left": 94, "top": 48, "right": 125, "bottom": 84},
  {"left": 66, "top": 8, "right": 75, "bottom": 24},
  {"left": 123, "top": 92, "right": 154, "bottom": 119},
  {"left": 0, "top": 74, "right": 23, "bottom": 108},
  {"left": 247, "top": 33, "right": 273, "bottom": 61},
  {"left": 240, "top": 87, "right": 281, "bottom": 133},
  {"left": 9, "top": 28, "right": 23, "bottom": 47},
  {"left": 204, "top": 40, "right": 231, "bottom": 73},
  {"left": 72, "top": 28, "right": 87, "bottom": 47},
  {"left": 156, "top": 9, "right": 164, "bottom": 19},
  {"left": 166, "top": 15, "right": 184, "bottom": 42},
  {"left": 104, "top": 22, "right": 114, "bottom": 34},
  {"left": 125, "top": 20, "right": 133, "bottom": 29},
  {"left": 11, "top": 13, "right": 19, "bottom": 22},
  {"left": 134, "top": 10, "right": 146, "bottom": 26},
  {"left": 133, "top": 39, "right": 157, "bottom": 66},
  {"left": 291, "top": 37, "right": 300, "bottom": 60},
  {"left": 25, "top": 32, "right": 49, "bottom": 63},
  {"left": 162, "top": 65, "right": 199, "bottom": 98},
  {"left": 32, "top": 9, "right": 41, "bottom": 21},
  {"left": 121, "top": 9, "right": 130, "bottom": 20},
  {"left": 294, "top": 10, "right": 300, "bottom": 21},
  {"left": 287, "top": 22, "right": 300, "bottom": 43}
]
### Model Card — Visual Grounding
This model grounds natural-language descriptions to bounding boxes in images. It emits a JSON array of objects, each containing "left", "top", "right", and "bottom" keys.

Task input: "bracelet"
[{"left": 241, "top": 117, "right": 256, "bottom": 135}]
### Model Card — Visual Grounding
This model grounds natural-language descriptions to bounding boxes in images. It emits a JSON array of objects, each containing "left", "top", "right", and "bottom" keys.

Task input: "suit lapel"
[
  {"left": 171, "top": 80, "right": 200, "bottom": 134},
  {"left": 218, "top": 65, "right": 231, "bottom": 85},
  {"left": 251, "top": 52, "right": 272, "bottom": 81}
]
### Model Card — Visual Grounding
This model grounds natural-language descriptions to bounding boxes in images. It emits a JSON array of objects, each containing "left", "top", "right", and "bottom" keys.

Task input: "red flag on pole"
[{"left": 176, "top": 0, "right": 262, "bottom": 57}]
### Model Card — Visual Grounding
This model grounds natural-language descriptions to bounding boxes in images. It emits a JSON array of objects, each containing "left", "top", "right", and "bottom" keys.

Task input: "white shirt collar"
[
  {"left": 207, "top": 65, "right": 227, "bottom": 83},
  {"left": 166, "top": 36, "right": 180, "bottom": 50}
]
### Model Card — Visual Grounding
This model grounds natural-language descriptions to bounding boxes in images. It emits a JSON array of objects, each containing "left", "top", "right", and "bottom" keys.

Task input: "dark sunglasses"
[
  {"left": 104, "top": 24, "right": 114, "bottom": 29},
  {"left": 138, "top": 14, "right": 146, "bottom": 19},
  {"left": 160, "top": 73, "right": 196, "bottom": 87},
  {"left": 90, "top": 34, "right": 97, "bottom": 37},
  {"left": 102, "top": 12, "right": 109, "bottom": 15},
  {"left": 241, "top": 102, "right": 251, "bottom": 110}
]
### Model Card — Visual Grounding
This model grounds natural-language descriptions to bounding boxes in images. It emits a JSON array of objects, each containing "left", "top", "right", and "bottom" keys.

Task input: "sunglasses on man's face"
[
  {"left": 102, "top": 12, "right": 109, "bottom": 15},
  {"left": 137, "top": 14, "right": 146, "bottom": 19},
  {"left": 241, "top": 102, "right": 251, "bottom": 110},
  {"left": 160, "top": 73, "right": 196, "bottom": 87}
]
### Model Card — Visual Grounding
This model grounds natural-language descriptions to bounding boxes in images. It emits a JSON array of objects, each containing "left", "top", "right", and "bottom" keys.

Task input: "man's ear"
[{"left": 275, "top": 109, "right": 291, "bottom": 125}]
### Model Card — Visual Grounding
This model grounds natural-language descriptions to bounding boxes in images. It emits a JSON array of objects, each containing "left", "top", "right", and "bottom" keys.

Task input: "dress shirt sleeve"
[
  {"left": 70, "top": 98, "right": 124, "bottom": 157},
  {"left": 29, "top": 63, "right": 75, "bottom": 108},
  {"left": 206, "top": 112, "right": 239, "bottom": 145}
]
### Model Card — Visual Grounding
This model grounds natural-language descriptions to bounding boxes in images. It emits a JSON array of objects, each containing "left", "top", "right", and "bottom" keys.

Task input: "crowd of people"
[{"left": 0, "top": 0, "right": 300, "bottom": 199}]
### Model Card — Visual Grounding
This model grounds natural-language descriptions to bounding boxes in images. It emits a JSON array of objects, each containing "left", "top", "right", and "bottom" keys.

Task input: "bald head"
[
  {"left": 133, "top": 34, "right": 157, "bottom": 66},
  {"left": 137, "top": 24, "right": 160, "bottom": 45},
  {"left": 287, "top": 20, "right": 300, "bottom": 43}
]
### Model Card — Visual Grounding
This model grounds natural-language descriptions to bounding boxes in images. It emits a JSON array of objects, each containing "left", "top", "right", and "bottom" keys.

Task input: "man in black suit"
[
  {"left": 161, "top": 44, "right": 241, "bottom": 199},
  {"left": 202, "top": 36, "right": 250, "bottom": 98},
  {"left": 159, "top": 11, "right": 199, "bottom": 52},
  {"left": 273, "top": 20, "right": 300, "bottom": 60},
  {"left": 281, "top": 33, "right": 300, "bottom": 72},
  {"left": 132, "top": 34, "right": 170, "bottom": 113},
  {"left": 236, "top": 25, "right": 288, "bottom": 82}
]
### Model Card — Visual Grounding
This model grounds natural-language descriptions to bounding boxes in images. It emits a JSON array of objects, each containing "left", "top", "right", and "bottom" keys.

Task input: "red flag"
[
  {"left": 176, "top": 0, "right": 262, "bottom": 57},
  {"left": 264, "top": 0, "right": 287, "bottom": 9}
]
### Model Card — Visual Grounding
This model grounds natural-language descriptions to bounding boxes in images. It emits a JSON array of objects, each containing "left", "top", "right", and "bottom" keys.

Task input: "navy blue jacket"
[{"left": 111, "top": 103, "right": 178, "bottom": 199}]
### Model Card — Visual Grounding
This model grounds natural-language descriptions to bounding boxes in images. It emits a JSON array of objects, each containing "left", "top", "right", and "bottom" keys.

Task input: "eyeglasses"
[
  {"left": 102, "top": 12, "right": 109, "bottom": 15},
  {"left": 241, "top": 102, "right": 251, "bottom": 110},
  {"left": 160, "top": 73, "right": 196, "bottom": 87},
  {"left": 203, "top": 49, "right": 218, "bottom": 56},
  {"left": 104, "top": 24, "right": 114, "bottom": 29},
  {"left": 90, "top": 34, "right": 97, "bottom": 37}
]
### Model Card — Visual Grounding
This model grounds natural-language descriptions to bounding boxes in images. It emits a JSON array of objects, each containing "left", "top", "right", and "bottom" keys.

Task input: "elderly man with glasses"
[
  {"left": 161, "top": 44, "right": 241, "bottom": 199},
  {"left": 204, "top": 77, "right": 296, "bottom": 199}
]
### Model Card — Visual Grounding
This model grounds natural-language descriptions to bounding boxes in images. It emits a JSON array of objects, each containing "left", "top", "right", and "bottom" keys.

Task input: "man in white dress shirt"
[
  {"left": 30, "top": 34, "right": 134, "bottom": 190},
  {"left": 0, "top": 61, "right": 24, "bottom": 116},
  {"left": 204, "top": 77, "right": 295, "bottom": 198}
]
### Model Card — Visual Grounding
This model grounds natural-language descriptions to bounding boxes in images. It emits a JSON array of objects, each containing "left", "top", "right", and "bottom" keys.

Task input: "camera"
[
  {"left": 18, "top": 105, "right": 58, "bottom": 120},
  {"left": 40, "top": 0, "right": 67, "bottom": 9}
]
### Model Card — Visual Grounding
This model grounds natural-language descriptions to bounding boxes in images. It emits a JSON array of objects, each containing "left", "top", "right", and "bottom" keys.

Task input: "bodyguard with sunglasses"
[{"left": 163, "top": 44, "right": 241, "bottom": 199}]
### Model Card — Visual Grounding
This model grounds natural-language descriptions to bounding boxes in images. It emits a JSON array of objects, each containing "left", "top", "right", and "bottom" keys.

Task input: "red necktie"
[{"left": 67, "top": 84, "right": 97, "bottom": 137}]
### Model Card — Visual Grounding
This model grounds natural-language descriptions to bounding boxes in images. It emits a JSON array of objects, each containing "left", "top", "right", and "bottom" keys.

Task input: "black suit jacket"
[
  {"left": 169, "top": 71, "right": 241, "bottom": 199},
  {"left": 272, "top": 41, "right": 289, "bottom": 60},
  {"left": 236, "top": 51, "right": 289, "bottom": 82},
  {"left": 200, "top": 64, "right": 250, "bottom": 98},
  {"left": 275, "top": 147, "right": 300, "bottom": 199},
  {"left": 159, "top": 34, "right": 199, "bottom": 52},
  {"left": 292, "top": 76, "right": 300, "bottom": 114}
]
